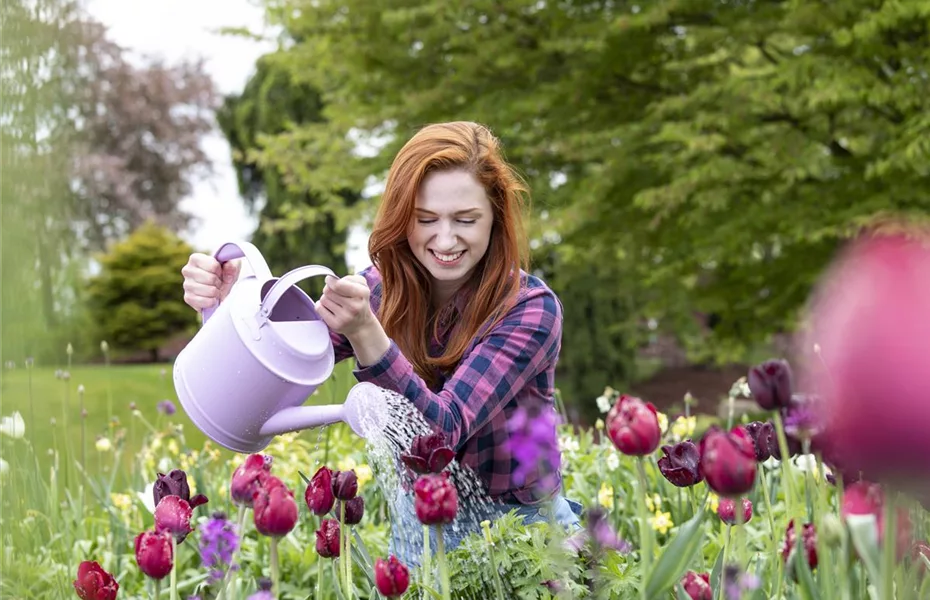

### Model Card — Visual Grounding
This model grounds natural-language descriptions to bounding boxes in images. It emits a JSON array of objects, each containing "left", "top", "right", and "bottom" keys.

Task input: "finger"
[
  {"left": 189, "top": 253, "right": 223, "bottom": 277},
  {"left": 221, "top": 261, "right": 240, "bottom": 283},
  {"left": 182, "top": 265, "right": 222, "bottom": 288},
  {"left": 183, "top": 291, "right": 217, "bottom": 311},
  {"left": 326, "top": 276, "right": 369, "bottom": 299},
  {"left": 320, "top": 288, "right": 346, "bottom": 310},
  {"left": 183, "top": 280, "right": 220, "bottom": 300}
]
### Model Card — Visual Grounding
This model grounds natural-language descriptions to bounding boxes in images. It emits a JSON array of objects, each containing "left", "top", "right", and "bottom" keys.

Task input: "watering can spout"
[{"left": 258, "top": 382, "right": 390, "bottom": 440}]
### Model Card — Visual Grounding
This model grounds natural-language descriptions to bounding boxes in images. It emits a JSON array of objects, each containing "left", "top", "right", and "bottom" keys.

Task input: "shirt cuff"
[{"left": 352, "top": 339, "right": 401, "bottom": 383}]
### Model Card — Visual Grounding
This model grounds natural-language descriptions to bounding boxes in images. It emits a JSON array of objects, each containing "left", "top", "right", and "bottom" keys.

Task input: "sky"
[{"left": 86, "top": 0, "right": 371, "bottom": 272}]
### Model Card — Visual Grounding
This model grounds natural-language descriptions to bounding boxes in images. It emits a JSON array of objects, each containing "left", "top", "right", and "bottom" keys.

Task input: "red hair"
[{"left": 368, "top": 122, "right": 530, "bottom": 387}]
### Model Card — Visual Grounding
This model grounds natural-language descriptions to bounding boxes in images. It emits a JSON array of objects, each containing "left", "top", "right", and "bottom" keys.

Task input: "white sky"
[{"left": 86, "top": 0, "right": 371, "bottom": 272}]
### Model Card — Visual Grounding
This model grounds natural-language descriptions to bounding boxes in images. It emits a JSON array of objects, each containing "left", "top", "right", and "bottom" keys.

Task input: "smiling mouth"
[{"left": 429, "top": 250, "right": 464, "bottom": 263}]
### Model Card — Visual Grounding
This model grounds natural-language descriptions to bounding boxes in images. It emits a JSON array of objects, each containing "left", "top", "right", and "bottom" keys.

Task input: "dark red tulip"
[
  {"left": 699, "top": 426, "right": 757, "bottom": 497},
  {"left": 802, "top": 230, "right": 930, "bottom": 491},
  {"left": 841, "top": 481, "right": 912, "bottom": 558},
  {"left": 154, "top": 495, "right": 193, "bottom": 543},
  {"left": 657, "top": 440, "right": 703, "bottom": 487},
  {"left": 332, "top": 470, "right": 358, "bottom": 501},
  {"left": 681, "top": 571, "right": 712, "bottom": 600},
  {"left": 400, "top": 432, "right": 456, "bottom": 474},
  {"left": 374, "top": 555, "right": 410, "bottom": 598},
  {"left": 73, "top": 560, "right": 119, "bottom": 600},
  {"left": 153, "top": 469, "right": 208, "bottom": 510},
  {"left": 716, "top": 498, "right": 752, "bottom": 526},
  {"left": 304, "top": 466, "right": 335, "bottom": 516},
  {"left": 413, "top": 472, "right": 458, "bottom": 526},
  {"left": 315, "top": 519, "right": 340, "bottom": 558},
  {"left": 743, "top": 421, "right": 777, "bottom": 462},
  {"left": 252, "top": 476, "right": 298, "bottom": 537},
  {"left": 606, "top": 395, "right": 661, "bottom": 456},
  {"left": 748, "top": 359, "right": 793, "bottom": 410},
  {"left": 336, "top": 496, "right": 365, "bottom": 525},
  {"left": 230, "top": 454, "right": 273, "bottom": 507},
  {"left": 781, "top": 520, "right": 817, "bottom": 570},
  {"left": 134, "top": 530, "right": 173, "bottom": 580}
]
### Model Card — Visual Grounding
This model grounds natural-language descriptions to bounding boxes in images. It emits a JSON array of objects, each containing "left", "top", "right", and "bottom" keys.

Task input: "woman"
[{"left": 181, "top": 121, "right": 580, "bottom": 560}]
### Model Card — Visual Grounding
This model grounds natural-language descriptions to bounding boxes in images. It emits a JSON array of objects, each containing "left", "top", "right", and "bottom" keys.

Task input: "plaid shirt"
[{"left": 329, "top": 266, "right": 564, "bottom": 504}]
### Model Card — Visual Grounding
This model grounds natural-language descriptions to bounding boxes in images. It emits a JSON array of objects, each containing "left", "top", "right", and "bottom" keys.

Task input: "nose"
[{"left": 434, "top": 221, "right": 458, "bottom": 251}]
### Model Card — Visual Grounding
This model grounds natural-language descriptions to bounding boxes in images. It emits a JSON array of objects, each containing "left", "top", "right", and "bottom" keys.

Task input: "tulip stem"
[
  {"left": 345, "top": 526, "right": 353, "bottom": 600},
  {"left": 170, "top": 537, "right": 179, "bottom": 600},
  {"left": 422, "top": 524, "right": 432, "bottom": 591},
  {"left": 270, "top": 537, "right": 280, "bottom": 599},
  {"left": 316, "top": 552, "right": 323, "bottom": 600},
  {"left": 772, "top": 413, "right": 797, "bottom": 519},
  {"left": 635, "top": 458, "right": 653, "bottom": 600},
  {"left": 882, "top": 495, "right": 896, "bottom": 600},
  {"left": 436, "top": 525, "right": 452, "bottom": 600},
  {"left": 759, "top": 468, "right": 781, "bottom": 597},
  {"left": 154, "top": 579, "right": 161, "bottom": 598},
  {"left": 715, "top": 526, "right": 731, "bottom": 600}
]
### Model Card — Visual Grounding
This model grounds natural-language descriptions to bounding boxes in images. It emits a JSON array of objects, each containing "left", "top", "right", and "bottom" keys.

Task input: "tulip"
[
  {"left": 336, "top": 496, "right": 365, "bottom": 525},
  {"left": 743, "top": 421, "right": 777, "bottom": 462},
  {"left": 247, "top": 578, "right": 274, "bottom": 600},
  {"left": 699, "top": 426, "right": 757, "bottom": 497},
  {"left": 154, "top": 495, "right": 193, "bottom": 543},
  {"left": 680, "top": 571, "right": 712, "bottom": 600},
  {"left": 315, "top": 519, "right": 341, "bottom": 558},
  {"left": 153, "top": 469, "right": 208, "bottom": 509},
  {"left": 841, "top": 481, "right": 912, "bottom": 558},
  {"left": 606, "top": 394, "right": 661, "bottom": 456},
  {"left": 401, "top": 432, "right": 456, "bottom": 474},
  {"left": 802, "top": 229, "right": 930, "bottom": 490},
  {"left": 781, "top": 520, "right": 818, "bottom": 570},
  {"left": 657, "top": 440, "right": 703, "bottom": 487},
  {"left": 135, "top": 529, "right": 173, "bottom": 580},
  {"left": 252, "top": 476, "right": 298, "bottom": 537},
  {"left": 716, "top": 498, "right": 752, "bottom": 525},
  {"left": 374, "top": 555, "right": 410, "bottom": 598},
  {"left": 332, "top": 469, "right": 358, "bottom": 501},
  {"left": 230, "top": 454, "right": 273, "bottom": 507},
  {"left": 73, "top": 560, "right": 119, "bottom": 600},
  {"left": 413, "top": 472, "right": 458, "bottom": 526},
  {"left": 748, "top": 359, "right": 793, "bottom": 410},
  {"left": 304, "top": 465, "right": 335, "bottom": 515},
  {"left": 585, "top": 507, "right": 632, "bottom": 553}
]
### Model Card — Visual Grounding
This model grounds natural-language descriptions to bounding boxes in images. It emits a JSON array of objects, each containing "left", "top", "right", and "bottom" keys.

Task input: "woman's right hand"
[{"left": 181, "top": 253, "right": 241, "bottom": 312}]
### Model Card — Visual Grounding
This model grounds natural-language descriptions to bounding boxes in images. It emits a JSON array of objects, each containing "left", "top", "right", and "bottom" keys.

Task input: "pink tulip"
[
  {"left": 413, "top": 472, "right": 458, "bottom": 526},
  {"left": 134, "top": 530, "right": 173, "bottom": 580},
  {"left": 154, "top": 495, "right": 193, "bottom": 543},
  {"left": 252, "top": 476, "right": 298, "bottom": 537},
  {"left": 781, "top": 520, "right": 817, "bottom": 570},
  {"left": 304, "top": 466, "right": 335, "bottom": 516},
  {"left": 374, "top": 555, "right": 410, "bottom": 597},
  {"left": 841, "top": 481, "right": 912, "bottom": 558},
  {"left": 680, "top": 571, "right": 712, "bottom": 600},
  {"left": 73, "top": 561, "right": 119, "bottom": 600},
  {"left": 230, "top": 453, "right": 272, "bottom": 507},
  {"left": 606, "top": 395, "right": 661, "bottom": 456},
  {"left": 315, "top": 519, "right": 340, "bottom": 558},
  {"left": 716, "top": 498, "right": 752, "bottom": 526},
  {"left": 699, "top": 426, "right": 757, "bottom": 497}
]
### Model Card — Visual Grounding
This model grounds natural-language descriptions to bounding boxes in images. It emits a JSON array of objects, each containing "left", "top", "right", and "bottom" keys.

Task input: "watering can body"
[{"left": 173, "top": 241, "right": 342, "bottom": 453}]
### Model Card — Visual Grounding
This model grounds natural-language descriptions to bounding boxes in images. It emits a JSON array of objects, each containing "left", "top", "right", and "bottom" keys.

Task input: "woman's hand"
[
  {"left": 181, "top": 253, "right": 241, "bottom": 312},
  {"left": 316, "top": 274, "right": 376, "bottom": 336}
]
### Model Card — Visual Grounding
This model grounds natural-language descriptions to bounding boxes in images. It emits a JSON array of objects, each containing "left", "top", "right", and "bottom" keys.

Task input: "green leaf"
[
  {"left": 791, "top": 545, "right": 821, "bottom": 600},
  {"left": 710, "top": 542, "right": 725, "bottom": 595},
  {"left": 643, "top": 508, "right": 707, "bottom": 598},
  {"left": 847, "top": 514, "right": 882, "bottom": 586},
  {"left": 676, "top": 583, "right": 692, "bottom": 600}
]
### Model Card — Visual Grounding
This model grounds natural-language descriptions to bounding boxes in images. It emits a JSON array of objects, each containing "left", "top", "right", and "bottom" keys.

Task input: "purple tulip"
[
  {"left": 743, "top": 421, "right": 777, "bottom": 462},
  {"left": 153, "top": 469, "right": 208, "bottom": 510},
  {"left": 332, "top": 470, "right": 358, "bottom": 501},
  {"left": 336, "top": 497, "right": 365, "bottom": 525},
  {"left": 400, "top": 432, "right": 455, "bottom": 474},
  {"left": 782, "top": 520, "right": 818, "bottom": 570},
  {"left": 747, "top": 359, "right": 793, "bottom": 411},
  {"left": 657, "top": 440, "right": 703, "bottom": 487}
]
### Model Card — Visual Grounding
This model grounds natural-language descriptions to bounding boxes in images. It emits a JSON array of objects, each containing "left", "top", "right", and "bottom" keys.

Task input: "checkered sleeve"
[
  {"left": 329, "top": 267, "right": 383, "bottom": 364},
  {"left": 352, "top": 287, "right": 562, "bottom": 450}
]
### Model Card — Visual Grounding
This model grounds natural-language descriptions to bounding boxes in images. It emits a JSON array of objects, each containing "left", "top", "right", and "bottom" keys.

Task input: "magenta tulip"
[
  {"left": 699, "top": 426, "right": 757, "bottom": 497},
  {"left": 413, "top": 472, "right": 458, "bottom": 526},
  {"left": 252, "top": 476, "right": 298, "bottom": 537},
  {"left": 304, "top": 466, "right": 335, "bottom": 516},
  {"left": 606, "top": 394, "right": 661, "bottom": 456},
  {"left": 154, "top": 495, "right": 193, "bottom": 543},
  {"left": 230, "top": 453, "right": 273, "bottom": 507},
  {"left": 73, "top": 561, "right": 119, "bottom": 600},
  {"left": 401, "top": 432, "right": 456, "bottom": 474},
  {"left": 657, "top": 441, "right": 703, "bottom": 487},
  {"left": 716, "top": 498, "right": 752, "bottom": 526},
  {"left": 374, "top": 555, "right": 410, "bottom": 598},
  {"left": 680, "top": 571, "right": 712, "bottom": 600},
  {"left": 781, "top": 520, "right": 818, "bottom": 570},
  {"left": 315, "top": 519, "right": 340, "bottom": 558},
  {"left": 134, "top": 530, "right": 173, "bottom": 580}
]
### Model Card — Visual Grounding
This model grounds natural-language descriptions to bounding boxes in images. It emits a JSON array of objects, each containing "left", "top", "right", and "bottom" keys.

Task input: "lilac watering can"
[{"left": 173, "top": 241, "right": 388, "bottom": 453}]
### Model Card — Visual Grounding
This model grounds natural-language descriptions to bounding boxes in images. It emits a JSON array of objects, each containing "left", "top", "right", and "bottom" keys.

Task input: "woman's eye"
[
  {"left": 417, "top": 219, "right": 437, "bottom": 225},
  {"left": 456, "top": 219, "right": 477, "bottom": 225}
]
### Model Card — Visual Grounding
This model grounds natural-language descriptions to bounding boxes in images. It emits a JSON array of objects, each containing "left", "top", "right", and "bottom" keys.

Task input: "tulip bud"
[
  {"left": 134, "top": 530, "right": 173, "bottom": 580},
  {"left": 400, "top": 432, "right": 455, "bottom": 475},
  {"left": 73, "top": 560, "right": 119, "bottom": 600},
  {"left": 699, "top": 426, "right": 757, "bottom": 497},
  {"left": 605, "top": 394, "right": 661, "bottom": 456},
  {"left": 154, "top": 495, "right": 193, "bottom": 543},
  {"left": 680, "top": 571, "right": 712, "bottom": 600},
  {"left": 304, "top": 466, "right": 335, "bottom": 515},
  {"left": 230, "top": 454, "right": 273, "bottom": 507},
  {"left": 657, "top": 441, "right": 703, "bottom": 487},
  {"left": 781, "top": 520, "right": 818, "bottom": 570},
  {"left": 332, "top": 470, "right": 358, "bottom": 501},
  {"left": 153, "top": 469, "right": 208, "bottom": 510},
  {"left": 374, "top": 555, "right": 410, "bottom": 598},
  {"left": 315, "top": 519, "right": 341, "bottom": 558},
  {"left": 716, "top": 498, "right": 752, "bottom": 526},
  {"left": 336, "top": 496, "right": 365, "bottom": 525},
  {"left": 743, "top": 421, "right": 777, "bottom": 462},
  {"left": 252, "top": 476, "right": 298, "bottom": 537},
  {"left": 747, "top": 359, "right": 793, "bottom": 410},
  {"left": 413, "top": 472, "right": 458, "bottom": 526}
]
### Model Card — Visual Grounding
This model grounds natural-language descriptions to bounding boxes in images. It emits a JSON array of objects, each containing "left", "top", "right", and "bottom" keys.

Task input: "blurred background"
[{"left": 4, "top": 0, "right": 930, "bottom": 428}]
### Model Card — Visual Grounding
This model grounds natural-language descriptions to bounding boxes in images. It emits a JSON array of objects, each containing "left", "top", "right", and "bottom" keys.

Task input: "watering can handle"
[
  {"left": 259, "top": 265, "right": 336, "bottom": 319},
  {"left": 202, "top": 241, "right": 273, "bottom": 323}
]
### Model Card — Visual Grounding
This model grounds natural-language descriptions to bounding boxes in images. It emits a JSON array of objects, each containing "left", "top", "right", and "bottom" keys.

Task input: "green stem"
[
  {"left": 716, "top": 526, "right": 731, "bottom": 600},
  {"left": 882, "top": 494, "right": 896, "bottom": 600},
  {"left": 339, "top": 507, "right": 347, "bottom": 599},
  {"left": 271, "top": 537, "right": 280, "bottom": 599},
  {"left": 759, "top": 469, "right": 782, "bottom": 597},
  {"left": 170, "top": 537, "right": 178, "bottom": 600},
  {"left": 316, "top": 553, "right": 324, "bottom": 600},
  {"left": 422, "top": 524, "right": 432, "bottom": 591},
  {"left": 636, "top": 458, "right": 653, "bottom": 600},
  {"left": 773, "top": 412, "right": 797, "bottom": 519},
  {"left": 436, "top": 526, "right": 452, "bottom": 600},
  {"left": 154, "top": 579, "right": 161, "bottom": 598},
  {"left": 345, "top": 526, "right": 352, "bottom": 600},
  {"left": 487, "top": 543, "right": 505, "bottom": 600}
]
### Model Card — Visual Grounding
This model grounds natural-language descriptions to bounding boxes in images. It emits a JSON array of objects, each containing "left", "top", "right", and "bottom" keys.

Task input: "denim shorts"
[{"left": 387, "top": 488, "right": 583, "bottom": 567}]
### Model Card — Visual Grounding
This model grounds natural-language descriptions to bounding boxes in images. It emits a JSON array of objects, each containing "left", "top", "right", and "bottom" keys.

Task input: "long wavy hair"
[{"left": 368, "top": 121, "right": 530, "bottom": 387}]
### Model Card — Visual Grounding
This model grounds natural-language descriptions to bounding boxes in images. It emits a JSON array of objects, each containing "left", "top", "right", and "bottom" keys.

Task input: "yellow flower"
[
  {"left": 650, "top": 511, "right": 674, "bottom": 535},
  {"left": 595, "top": 418, "right": 605, "bottom": 431},
  {"left": 597, "top": 482, "right": 614, "bottom": 510},
  {"left": 337, "top": 456, "right": 358, "bottom": 472},
  {"left": 706, "top": 492, "right": 720, "bottom": 514},
  {"left": 110, "top": 493, "right": 133, "bottom": 512},
  {"left": 645, "top": 493, "right": 663, "bottom": 513},
  {"left": 656, "top": 412, "right": 669, "bottom": 435},
  {"left": 95, "top": 437, "right": 112, "bottom": 452},
  {"left": 167, "top": 439, "right": 180, "bottom": 456},
  {"left": 671, "top": 416, "right": 697, "bottom": 440},
  {"left": 356, "top": 464, "right": 373, "bottom": 489}
]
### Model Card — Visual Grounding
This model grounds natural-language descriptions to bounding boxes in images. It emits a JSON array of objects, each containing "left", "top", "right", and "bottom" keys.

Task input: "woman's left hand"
[{"left": 316, "top": 274, "right": 376, "bottom": 337}]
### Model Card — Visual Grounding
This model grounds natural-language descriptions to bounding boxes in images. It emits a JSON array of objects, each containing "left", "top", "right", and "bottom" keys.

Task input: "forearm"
[{"left": 346, "top": 319, "right": 392, "bottom": 368}]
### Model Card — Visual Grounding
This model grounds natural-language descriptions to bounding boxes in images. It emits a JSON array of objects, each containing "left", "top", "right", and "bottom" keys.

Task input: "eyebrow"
[{"left": 414, "top": 208, "right": 483, "bottom": 216}]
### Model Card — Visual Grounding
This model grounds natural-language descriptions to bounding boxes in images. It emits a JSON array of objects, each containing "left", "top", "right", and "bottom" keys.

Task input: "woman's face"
[{"left": 407, "top": 169, "right": 494, "bottom": 300}]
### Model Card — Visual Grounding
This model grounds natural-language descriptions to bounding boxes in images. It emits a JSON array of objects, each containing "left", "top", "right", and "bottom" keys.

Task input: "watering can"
[{"left": 173, "top": 241, "right": 388, "bottom": 453}]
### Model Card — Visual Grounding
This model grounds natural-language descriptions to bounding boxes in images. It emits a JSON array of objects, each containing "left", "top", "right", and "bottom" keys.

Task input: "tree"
[
  {"left": 248, "top": 0, "right": 930, "bottom": 365},
  {"left": 86, "top": 222, "right": 198, "bottom": 362}
]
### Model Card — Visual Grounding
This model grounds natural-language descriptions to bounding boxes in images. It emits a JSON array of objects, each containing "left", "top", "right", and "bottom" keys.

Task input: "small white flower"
[
  {"left": 0, "top": 412, "right": 25, "bottom": 439},
  {"left": 596, "top": 395, "right": 612, "bottom": 414},
  {"left": 138, "top": 482, "right": 156, "bottom": 513},
  {"left": 157, "top": 457, "right": 171, "bottom": 473},
  {"left": 606, "top": 453, "right": 620, "bottom": 472},
  {"left": 559, "top": 435, "right": 580, "bottom": 453},
  {"left": 95, "top": 437, "right": 112, "bottom": 452}
]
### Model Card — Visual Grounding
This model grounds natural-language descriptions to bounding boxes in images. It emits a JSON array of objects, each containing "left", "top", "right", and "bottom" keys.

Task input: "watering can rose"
[
  {"left": 699, "top": 426, "right": 757, "bottom": 497},
  {"left": 73, "top": 561, "right": 119, "bottom": 600},
  {"left": 414, "top": 472, "right": 459, "bottom": 525},
  {"left": 606, "top": 394, "right": 661, "bottom": 456}
]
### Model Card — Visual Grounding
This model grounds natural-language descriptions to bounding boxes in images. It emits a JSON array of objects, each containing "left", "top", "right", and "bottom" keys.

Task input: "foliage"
[
  {"left": 242, "top": 0, "right": 930, "bottom": 365},
  {"left": 86, "top": 223, "right": 198, "bottom": 361}
]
